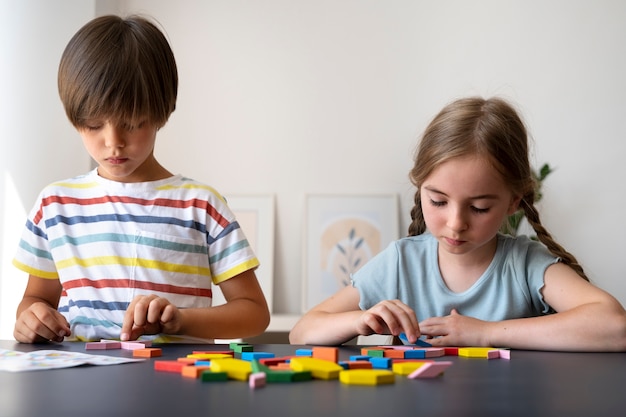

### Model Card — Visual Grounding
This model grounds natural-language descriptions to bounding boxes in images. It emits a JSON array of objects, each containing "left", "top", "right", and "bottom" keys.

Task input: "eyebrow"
[{"left": 423, "top": 185, "right": 500, "bottom": 200}]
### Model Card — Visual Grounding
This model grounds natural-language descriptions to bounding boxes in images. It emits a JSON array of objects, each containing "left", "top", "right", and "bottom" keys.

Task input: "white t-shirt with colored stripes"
[{"left": 13, "top": 169, "right": 259, "bottom": 342}]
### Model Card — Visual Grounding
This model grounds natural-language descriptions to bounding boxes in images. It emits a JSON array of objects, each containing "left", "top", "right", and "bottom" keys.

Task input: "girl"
[{"left": 290, "top": 97, "right": 626, "bottom": 351}]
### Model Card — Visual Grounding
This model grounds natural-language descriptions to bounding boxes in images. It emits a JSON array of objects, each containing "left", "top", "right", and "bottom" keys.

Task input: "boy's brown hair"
[{"left": 58, "top": 15, "right": 177, "bottom": 129}]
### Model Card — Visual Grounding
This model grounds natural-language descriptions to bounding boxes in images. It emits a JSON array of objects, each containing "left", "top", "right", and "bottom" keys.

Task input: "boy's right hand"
[
  {"left": 14, "top": 302, "right": 70, "bottom": 343},
  {"left": 356, "top": 299, "right": 421, "bottom": 343}
]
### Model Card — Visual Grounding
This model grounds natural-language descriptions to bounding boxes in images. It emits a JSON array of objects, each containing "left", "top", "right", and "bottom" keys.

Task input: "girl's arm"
[
  {"left": 14, "top": 275, "right": 70, "bottom": 343},
  {"left": 420, "top": 263, "right": 626, "bottom": 351},
  {"left": 289, "top": 285, "right": 421, "bottom": 345},
  {"left": 121, "top": 269, "right": 270, "bottom": 341}
]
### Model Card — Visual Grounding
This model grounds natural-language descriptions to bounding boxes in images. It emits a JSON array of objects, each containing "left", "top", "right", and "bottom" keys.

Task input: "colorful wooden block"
[
  {"left": 340, "top": 360, "right": 373, "bottom": 370},
  {"left": 458, "top": 347, "right": 500, "bottom": 359},
  {"left": 289, "top": 357, "right": 343, "bottom": 380},
  {"left": 312, "top": 346, "right": 338, "bottom": 362},
  {"left": 249, "top": 372, "right": 266, "bottom": 388},
  {"left": 121, "top": 341, "right": 149, "bottom": 350},
  {"left": 368, "top": 357, "right": 392, "bottom": 369},
  {"left": 86, "top": 341, "right": 121, "bottom": 350},
  {"left": 181, "top": 365, "right": 212, "bottom": 378},
  {"left": 210, "top": 358, "right": 252, "bottom": 381},
  {"left": 154, "top": 360, "right": 187, "bottom": 373},
  {"left": 133, "top": 347, "right": 162, "bottom": 358},
  {"left": 200, "top": 370, "right": 229, "bottom": 382},
  {"left": 407, "top": 361, "right": 453, "bottom": 379},
  {"left": 339, "top": 369, "right": 395, "bottom": 386},
  {"left": 392, "top": 361, "right": 428, "bottom": 376},
  {"left": 241, "top": 351, "right": 276, "bottom": 361}
]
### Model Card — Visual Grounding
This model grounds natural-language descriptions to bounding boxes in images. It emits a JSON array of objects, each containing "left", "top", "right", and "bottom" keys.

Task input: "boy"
[{"left": 13, "top": 15, "right": 269, "bottom": 343}]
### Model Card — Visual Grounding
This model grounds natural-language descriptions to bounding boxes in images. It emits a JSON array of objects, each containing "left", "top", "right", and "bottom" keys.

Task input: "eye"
[
  {"left": 429, "top": 199, "right": 446, "bottom": 208},
  {"left": 471, "top": 206, "right": 490, "bottom": 214}
]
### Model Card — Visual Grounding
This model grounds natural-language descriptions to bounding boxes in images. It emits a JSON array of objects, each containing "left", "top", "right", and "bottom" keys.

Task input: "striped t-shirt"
[{"left": 13, "top": 169, "right": 259, "bottom": 342}]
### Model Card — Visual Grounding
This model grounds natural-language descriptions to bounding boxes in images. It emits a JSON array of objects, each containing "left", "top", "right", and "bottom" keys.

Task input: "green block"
[{"left": 201, "top": 371, "right": 229, "bottom": 382}]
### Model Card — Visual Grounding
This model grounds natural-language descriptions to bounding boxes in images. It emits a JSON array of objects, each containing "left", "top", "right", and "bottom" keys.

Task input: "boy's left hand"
[{"left": 120, "top": 295, "right": 182, "bottom": 341}]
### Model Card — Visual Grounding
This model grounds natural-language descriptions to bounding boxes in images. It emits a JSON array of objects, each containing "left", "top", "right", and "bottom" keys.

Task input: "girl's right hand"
[
  {"left": 356, "top": 299, "right": 421, "bottom": 343},
  {"left": 14, "top": 302, "right": 70, "bottom": 343}
]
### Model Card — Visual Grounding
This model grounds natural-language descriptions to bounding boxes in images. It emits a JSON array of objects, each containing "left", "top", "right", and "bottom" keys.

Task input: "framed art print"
[{"left": 302, "top": 194, "right": 400, "bottom": 312}]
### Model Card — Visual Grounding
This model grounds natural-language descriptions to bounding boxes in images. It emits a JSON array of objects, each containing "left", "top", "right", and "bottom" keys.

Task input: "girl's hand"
[
  {"left": 356, "top": 299, "right": 421, "bottom": 343},
  {"left": 120, "top": 295, "right": 182, "bottom": 341},
  {"left": 419, "top": 309, "right": 490, "bottom": 347},
  {"left": 14, "top": 302, "right": 70, "bottom": 343}
]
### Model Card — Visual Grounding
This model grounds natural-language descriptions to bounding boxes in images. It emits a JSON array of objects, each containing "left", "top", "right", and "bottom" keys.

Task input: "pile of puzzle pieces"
[{"left": 111, "top": 342, "right": 510, "bottom": 389}]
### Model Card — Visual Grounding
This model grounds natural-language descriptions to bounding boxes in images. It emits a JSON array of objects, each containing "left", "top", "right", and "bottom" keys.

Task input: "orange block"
[
  {"left": 312, "top": 347, "right": 338, "bottom": 362},
  {"left": 154, "top": 360, "right": 186, "bottom": 373},
  {"left": 133, "top": 348, "right": 162, "bottom": 358},
  {"left": 182, "top": 365, "right": 212, "bottom": 378}
]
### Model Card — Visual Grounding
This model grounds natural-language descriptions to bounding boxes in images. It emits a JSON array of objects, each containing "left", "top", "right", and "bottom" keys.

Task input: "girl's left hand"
[
  {"left": 120, "top": 295, "right": 182, "bottom": 341},
  {"left": 418, "top": 309, "right": 490, "bottom": 347}
]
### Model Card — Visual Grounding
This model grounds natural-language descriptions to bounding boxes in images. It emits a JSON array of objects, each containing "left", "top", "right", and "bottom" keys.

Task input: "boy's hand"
[
  {"left": 120, "top": 295, "right": 182, "bottom": 341},
  {"left": 356, "top": 299, "right": 421, "bottom": 343},
  {"left": 14, "top": 302, "right": 70, "bottom": 343}
]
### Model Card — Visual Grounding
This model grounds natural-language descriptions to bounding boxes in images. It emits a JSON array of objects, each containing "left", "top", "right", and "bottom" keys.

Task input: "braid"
[
  {"left": 521, "top": 199, "right": 589, "bottom": 281},
  {"left": 408, "top": 189, "right": 427, "bottom": 237}
]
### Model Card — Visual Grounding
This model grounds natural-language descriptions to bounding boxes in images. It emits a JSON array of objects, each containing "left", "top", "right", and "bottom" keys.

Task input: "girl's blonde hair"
[{"left": 408, "top": 97, "right": 588, "bottom": 281}]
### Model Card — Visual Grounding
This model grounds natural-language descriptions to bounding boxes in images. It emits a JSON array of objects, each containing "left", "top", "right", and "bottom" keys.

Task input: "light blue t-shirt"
[{"left": 352, "top": 233, "right": 559, "bottom": 322}]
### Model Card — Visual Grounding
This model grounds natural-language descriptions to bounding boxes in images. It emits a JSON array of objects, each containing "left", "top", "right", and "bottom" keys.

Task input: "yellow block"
[
  {"left": 458, "top": 347, "right": 499, "bottom": 359},
  {"left": 209, "top": 358, "right": 252, "bottom": 381},
  {"left": 289, "top": 357, "right": 344, "bottom": 380},
  {"left": 187, "top": 353, "right": 232, "bottom": 360},
  {"left": 392, "top": 361, "right": 427, "bottom": 376},
  {"left": 339, "top": 369, "right": 395, "bottom": 386}
]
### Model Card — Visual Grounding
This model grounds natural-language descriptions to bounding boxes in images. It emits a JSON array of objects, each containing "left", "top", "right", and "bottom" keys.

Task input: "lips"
[
  {"left": 107, "top": 157, "right": 128, "bottom": 164},
  {"left": 444, "top": 237, "right": 465, "bottom": 246}
]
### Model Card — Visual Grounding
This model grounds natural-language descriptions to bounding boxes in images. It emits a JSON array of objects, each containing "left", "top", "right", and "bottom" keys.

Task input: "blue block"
[
  {"left": 404, "top": 350, "right": 426, "bottom": 359},
  {"left": 369, "top": 357, "right": 392, "bottom": 369},
  {"left": 240, "top": 351, "right": 275, "bottom": 361}
]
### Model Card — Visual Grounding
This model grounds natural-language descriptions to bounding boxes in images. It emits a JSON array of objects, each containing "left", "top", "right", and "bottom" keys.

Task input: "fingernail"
[{"left": 120, "top": 333, "right": 129, "bottom": 341}]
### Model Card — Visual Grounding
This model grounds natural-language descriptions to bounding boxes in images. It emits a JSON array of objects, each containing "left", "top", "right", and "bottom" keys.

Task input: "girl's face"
[
  {"left": 420, "top": 155, "right": 520, "bottom": 259},
  {"left": 78, "top": 120, "right": 163, "bottom": 183}
]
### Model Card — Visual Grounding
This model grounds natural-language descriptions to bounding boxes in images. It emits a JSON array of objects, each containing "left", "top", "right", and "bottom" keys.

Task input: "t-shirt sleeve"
[{"left": 351, "top": 242, "right": 401, "bottom": 311}]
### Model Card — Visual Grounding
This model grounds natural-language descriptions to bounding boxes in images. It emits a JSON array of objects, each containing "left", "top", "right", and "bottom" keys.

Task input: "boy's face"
[{"left": 78, "top": 120, "right": 165, "bottom": 183}]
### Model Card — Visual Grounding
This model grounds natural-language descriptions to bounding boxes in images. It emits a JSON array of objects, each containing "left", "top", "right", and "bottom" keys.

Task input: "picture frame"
[
  {"left": 211, "top": 195, "right": 275, "bottom": 313},
  {"left": 302, "top": 194, "right": 400, "bottom": 313}
]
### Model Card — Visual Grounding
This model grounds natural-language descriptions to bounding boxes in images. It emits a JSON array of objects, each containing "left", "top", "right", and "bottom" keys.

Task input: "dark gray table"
[{"left": 1, "top": 340, "right": 624, "bottom": 416}]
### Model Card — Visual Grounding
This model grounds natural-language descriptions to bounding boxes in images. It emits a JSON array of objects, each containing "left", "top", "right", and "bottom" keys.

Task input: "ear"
[{"left": 507, "top": 195, "right": 522, "bottom": 215}]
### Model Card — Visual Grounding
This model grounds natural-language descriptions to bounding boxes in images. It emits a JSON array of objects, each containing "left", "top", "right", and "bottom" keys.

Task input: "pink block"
[
  {"left": 407, "top": 361, "right": 453, "bottom": 379},
  {"left": 424, "top": 348, "right": 446, "bottom": 358},
  {"left": 249, "top": 372, "right": 266, "bottom": 389},
  {"left": 86, "top": 341, "right": 121, "bottom": 350},
  {"left": 121, "top": 341, "right": 151, "bottom": 350},
  {"left": 498, "top": 349, "right": 511, "bottom": 360}
]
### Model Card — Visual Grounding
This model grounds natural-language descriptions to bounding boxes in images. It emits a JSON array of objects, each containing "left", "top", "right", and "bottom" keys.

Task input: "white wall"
[{"left": 2, "top": 0, "right": 625, "bottom": 337}]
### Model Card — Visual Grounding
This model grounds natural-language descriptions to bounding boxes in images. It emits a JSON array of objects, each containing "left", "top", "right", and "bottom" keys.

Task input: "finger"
[
  {"left": 146, "top": 298, "right": 168, "bottom": 324},
  {"left": 120, "top": 299, "right": 141, "bottom": 341}
]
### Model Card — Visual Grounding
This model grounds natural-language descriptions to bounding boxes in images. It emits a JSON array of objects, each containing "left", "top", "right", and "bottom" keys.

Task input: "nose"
[
  {"left": 103, "top": 123, "right": 126, "bottom": 149},
  {"left": 447, "top": 206, "right": 468, "bottom": 232}
]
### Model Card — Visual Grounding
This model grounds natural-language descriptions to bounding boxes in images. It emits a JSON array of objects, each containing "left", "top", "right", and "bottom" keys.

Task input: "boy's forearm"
[{"left": 178, "top": 299, "right": 270, "bottom": 340}]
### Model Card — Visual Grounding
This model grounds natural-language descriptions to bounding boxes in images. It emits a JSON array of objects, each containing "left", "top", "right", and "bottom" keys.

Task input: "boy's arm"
[
  {"left": 189, "top": 268, "right": 270, "bottom": 339},
  {"left": 121, "top": 269, "right": 271, "bottom": 341},
  {"left": 14, "top": 275, "right": 70, "bottom": 343}
]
